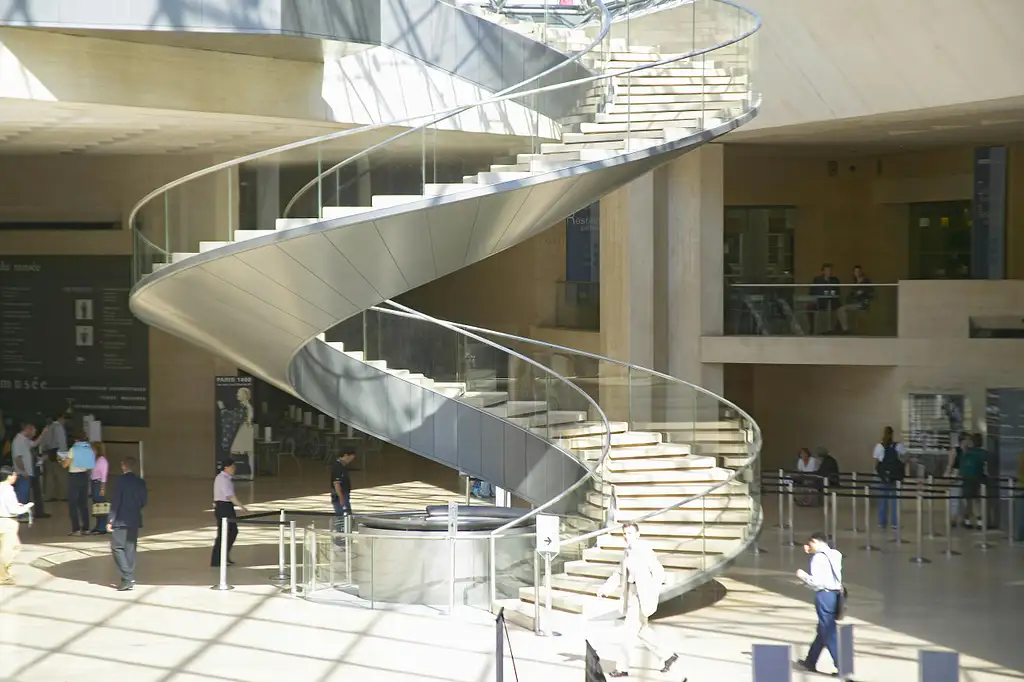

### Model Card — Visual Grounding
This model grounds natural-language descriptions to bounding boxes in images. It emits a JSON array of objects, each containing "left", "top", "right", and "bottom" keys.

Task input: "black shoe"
[
  {"left": 68, "top": 530, "right": 82, "bottom": 536},
  {"left": 608, "top": 672, "right": 629, "bottom": 678},
  {"left": 661, "top": 654, "right": 679, "bottom": 673},
  {"left": 797, "top": 660, "right": 816, "bottom": 673},
  {"left": 116, "top": 581, "right": 134, "bottom": 592}
]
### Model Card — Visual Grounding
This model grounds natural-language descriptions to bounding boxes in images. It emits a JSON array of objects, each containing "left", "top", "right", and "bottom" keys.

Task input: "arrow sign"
[{"left": 536, "top": 514, "right": 560, "bottom": 557}]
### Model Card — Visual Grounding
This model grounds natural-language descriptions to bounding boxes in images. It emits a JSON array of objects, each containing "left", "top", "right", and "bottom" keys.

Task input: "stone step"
[
  {"left": 510, "top": 410, "right": 588, "bottom": 429},
  {"left": 541, "top": 138, "right": 662, "bottom": 153},
  {"left": 563, "top": 560, "right": 696, "bottom": 581},
  {"left": 322, "top": 205, "right": 374, "bottom": 220},
  {"left": 561, "top": 130, "right": 665, "bottom": 144},
  {"left": 275, "top": 217, "right": 319, "bottom": 231},
  {"left": 371, "top": 194, "right": 423, "bottom": 209},
  {"left": 233, "top": 230, "right": 276, "bottom": 242},
  {"left": 458, "top": 391, "right": 510, "bottom": 409},
  {"left": 598, "top": 534, "right": 739, "bottom": 554},
  {"left": 423, "top": 183, "right": 477, "bottom": 196},
  {"left": 561, "top": 431, "right": 660, "bottom": 450},
  {"left": 587, "top": 491, "right": 753, "bottom": 510},
  {"left": 476, "top": 171, "right": 532, "bottom": 185},
  {"left": 606, "top": 92, "right": 749, "bottom": 105},
  {"left": 518, "top": 150, "right": 618, "bottom": 165},
  {"left": 574, "top": 101, "right": 710, "bottom": 115},
  {"left": 578, "top": 121, "right": 698, "bottom": 134},
  {"left": 582, "top": 547, "right": 705, "bottom": 569},
  {"left": 603, "top": 468, "right": 732, "bottom": 485},
  {"left": 602, "top": 481, "right": 749, "bottom": 498},
  {"left": 607, "top": 522, "right": 747, "bottom": 539},
  {"left": 517, "top": 586, "right": 610, "bottom": 615},
  {"left": 544, "top": 421, "right": 629, "bottom": 439},
  {"left": 602, "top": 455, "right": 717, "bottom": 472},
  {"left": 593, "top": 110, "right": 714, "bottom": 124},
  {"left": 482, "top": 400, "right": 548, "bottom": 418},
  {"left": 597, "top": 83, "right": 750, "bottom": 97},
  {"left": 609, "top": 74, "right": 748, "bottom": 86},
  {"left": 584, "top": 443, "right": 693, "bottom": 460},
  {"left": 578, "top": 502, "right": 751, "bottom": 525},
  {"left": 605, "top": 65, "right": 737, "bottom": 77},
  {"left": 199, "top": 241, "right": 229, "bottom": 253},
  {"left": 170, "top": 252, "right": 197, "bottom": 263},
  {"left": 688, "top": 441, "right": 751, "bottom": 454}
]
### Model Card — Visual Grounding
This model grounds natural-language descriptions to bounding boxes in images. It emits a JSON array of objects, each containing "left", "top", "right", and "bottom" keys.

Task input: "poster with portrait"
[{"left": 215, "top": 376, "right": 255, "bottom": 480}]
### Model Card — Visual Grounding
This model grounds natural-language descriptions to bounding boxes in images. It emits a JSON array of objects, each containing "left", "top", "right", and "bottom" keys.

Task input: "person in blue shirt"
[
  {"left": 63, "top": 432, "right": 96, "bottom": 536},
  {"left": 796, "top": 532, "right": 845, "bottom": 675}
]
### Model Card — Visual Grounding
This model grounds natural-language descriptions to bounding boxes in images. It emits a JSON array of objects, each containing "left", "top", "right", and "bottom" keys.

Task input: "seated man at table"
[
  {"left": 810, "top": 263, "right": 841, "bottom": 334},
  {"left": 836, "top": 265, "right": 874, "bottom": 334}
]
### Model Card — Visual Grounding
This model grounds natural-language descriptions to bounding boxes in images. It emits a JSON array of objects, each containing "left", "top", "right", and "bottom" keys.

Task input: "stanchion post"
[
  {"left": 848, "top": 472, "right": 858, "bottom": 533},
  {"left": 926, "top": 475, "right": 940, "bottom": 539},
  {"left": 269, "top": 510, "right": 289, "bottom": 585},
  {"left": 344, "top": 513, "right": 353, "bottom": 586},
  {"left": 890, "top": 481, "right": 908, "bottom": 544},
  {"left": 776, "top": 469, "right": 786, "bottom": 528},
  {"left": 543, "top": 553, "right": 554, "bottom": 637},
  {"left": 942, "top": 490, "right": 961, "bottom": 558},
  {"left": 909, "top": 494, "right": 931, "bottom": 564},
  {"left": 976, "top": 484, "right": 995, "bottom": 551},
  {"left": 861, "top": 486, "right": 879, "bottom": 552},
  {"left": 822, "top": 481, "right": 830, "bottom": 538},
  {"left": 289, "top": 520, "right": 298, "bottom": 595},
  {"left": 533, "top": 550, "right": 541, "bottom": 634},
  {"left": 830, "top": 491, "right": 838, "bottom": 543},
  {"left": 782, "top": 481, "right": 798, "bottom": 547},
  {"left": 211, "top": 516, "right": 233, "bottom": 591}
]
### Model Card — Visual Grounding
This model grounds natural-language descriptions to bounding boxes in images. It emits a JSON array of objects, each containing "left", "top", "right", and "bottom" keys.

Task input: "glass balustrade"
[{"left": 725, "top": 283, "right": 899, "bottom": 336}]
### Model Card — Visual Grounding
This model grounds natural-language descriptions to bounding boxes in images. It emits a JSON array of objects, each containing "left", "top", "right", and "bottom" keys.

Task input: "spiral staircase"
[{"left": 128, "top": 0, "right": 763, "bottom": 629}]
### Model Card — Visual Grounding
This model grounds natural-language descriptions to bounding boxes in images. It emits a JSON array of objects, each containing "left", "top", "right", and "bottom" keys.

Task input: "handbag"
[
  {"left": 823, "top": 553, "right": 848, "bottom": 620},
  {"left": 92, "top": 502, "right": 111, "bottom": 516}
]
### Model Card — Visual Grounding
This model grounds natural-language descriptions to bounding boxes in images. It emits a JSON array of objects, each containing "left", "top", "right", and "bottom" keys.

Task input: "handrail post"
[
  {"left": 489, "top": 535, "right": 498, "bottom": 608},
  {"left": 775, "top": 468, "right": 786, "bottom": 528},
  {"left": 942, "top": 490, "right": 961, "bottom": 558},
  {"left": 344, "top": 513, "right": 353, "bottom": 586},
  {"left": 533, "top": 550, "right": 541, "bottom": 634},
  {"left": 822, "top": 480, "right": 830, "bottom": 539},
  {"left": 270, "top": 510, "right": 289, "bottom": 585},
  {"left": 782, "top": 480, "right": 797, "bottom": 547},
  {"left": 138, "top": 441, "right": 145, "bottom": 480},
  {"left": 848, "top": 472, "right": 858, "bottom": 533},
  {"left": 542, "top": 552, "right": 554, "bottom": 637},
  {"left": 830, "top": 491, "right": 838, "bottom": 544},
  {"left": 289, "top": 520, "right": 298, "bottom": 596}
]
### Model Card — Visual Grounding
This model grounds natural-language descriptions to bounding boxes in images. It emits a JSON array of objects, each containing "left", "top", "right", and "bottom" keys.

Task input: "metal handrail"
[
  {"left": 380, "top": 300, "right": 612, "bottom": 489},
  {"left": 368, "top": 304, "right": 762, "bottom": 554},
  {"left": 731, "top": 282, "right": 899, "bottom": 288},
  {"left": 279, "top": 0, "right": 759, "bottom": 219}
]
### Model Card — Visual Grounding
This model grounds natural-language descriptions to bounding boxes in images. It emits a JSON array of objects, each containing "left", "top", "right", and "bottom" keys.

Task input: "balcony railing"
[
  {"left": 554, "top": 280, "right": 600, "bottom": 330},
  {"left": 726, "top": 283, "right": 899, "bottom": 337}
]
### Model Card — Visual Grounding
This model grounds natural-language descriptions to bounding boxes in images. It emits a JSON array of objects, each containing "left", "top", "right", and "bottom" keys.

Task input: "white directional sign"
[{"left": 536, "top": 513, "right": 560, "bottom": 556}]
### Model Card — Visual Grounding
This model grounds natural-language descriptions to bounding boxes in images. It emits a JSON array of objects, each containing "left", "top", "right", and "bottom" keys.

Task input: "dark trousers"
[
  {"left": 29, "top": 475, "right": 45, "bottom": 517},
  {"left": 110, "top": 526, "right": 139, "bottom": 583},
  {"left": 13, "top": 476, "right": 29, "bottom": 505},
  {"left": 211, "top": 500, "right": 238, "bottom": 566},
  {"left": 805, "top": 591, "right": 840, "bottom": 669},
  {"left": 877, "top": 482, "right": 898, "bottom": 527},
  {"left": 90, "top": 480, "right": 107, "bottom": 533},
  {"left": 68, "top": 472, "right": 91, "bottom": 532}
]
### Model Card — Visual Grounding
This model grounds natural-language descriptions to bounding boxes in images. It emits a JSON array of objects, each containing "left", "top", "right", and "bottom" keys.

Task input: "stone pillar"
[
  {"left": 599, "top": 173, "right": 655, "bottom": 426},
  {"left": 659, "top": 144, "right": 725, "bottom": 398},
  {"left": 256, "top": 165, "right": 280, "bottom": 231}
]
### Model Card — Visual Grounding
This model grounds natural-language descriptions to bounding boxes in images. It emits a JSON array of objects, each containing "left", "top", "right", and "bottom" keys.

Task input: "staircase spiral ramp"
[{"left": 128, "top": 0, "right": 763, "bottom": 626}]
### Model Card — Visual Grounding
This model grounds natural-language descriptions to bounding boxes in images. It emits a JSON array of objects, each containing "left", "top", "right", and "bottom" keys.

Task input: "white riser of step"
[
  {"left": 433, "top": 382, "right": 467, "bottom": 398},
  {"left": 475, "top": 171, "right": 532, "bottom": 185},
  {"left": 605, "top": 66, "right": 737, "bottom": 78},
  {"left": 540, "top": 421, "right": 626, "bottom": 439},
  {"left": 564, "top": 560, "right": 695, "bottom": 581},
  {"left": 562, "top": 130, "right": 665, "bottom": 144},
  {"left": 582, "top": 547, "right": 704, "bottom": 570},
  {"left": 604, "top": 52, "right": 692, "bottom": 62},
  {"left": 233, "top": 230, "right": 277, "bottom": 242},
  {"left": 423, "top": 183, "right": 477, "bottom": 196},
  {"left": 586, "top": 443, "right": 693, "bottom": 459},
  {"left": 170, "top": 252, "right": 198, "bottom": 263},
  {"left": 483, "top": 400, "right": 548, "bottom": 418},
  {"left": 607, "top": 522, "right": 747, "bottom": 539},
  {"left": 365, "top": 360, "right": 387, "bottom": 370},
  {"left": 458, "top": 391, "right": 509, "bottom": 408},
  {"left": 322, "top": 206, "right": 374, "bottom": 220},
  {"left": 609, "top": 75, "right": 748, "bottom": 86},
  {"left": 603, "top": 468, "right": 732, "bottom": 485},
  {"left": 384, "top": 368, "right": 409, "bottom": 378},
  {"left": 561, "top": 431, "right": 660, "bottom": 450},
  {"left": 688, "top": 441, "right": 752, "bottom": 454},
  {"left": 588, "top": 491, "right": 754, "bottom": 510},
  {"left": 720, "top": 455, "right": 753, "bottom": 468},
  {"left": 606, "top": 93, "right": 749, "bottom": 105},
  {"left": 518, "top": 587, "right": 608, "bottom": 615},
  {"left": 199, "top": 241, "right": 229, "bottom": 253},
  {"left": 540, "top": 139, "right": 662, "bottom": 154},
  {"left": 606, "top": 480, "right": 748, "bottom": 496},
  {"left": 575, "top": 101, "right": 710, "bottom": 115},
  {"left": 517, "top": 149, "right": 618, "bottom": 165},
  {"left": 594, "top": 110, "right": 717, "bottom": 124},
  {"left": 371, "top": 195, "right": 423, "bottom": 209},
  {"left": 597, "top": 84, "right": 750, "bottom": 97},
  {"left": 526, "top": 573, "right": 607, "bottom": 599},
  {"left": 602, "top": 455, "right": 717, "bottom": 472},
  {"left": 599, "top": 534, "right": 739, "bottom": 554},
  {"left": 275, "top": 217, "right": 319, "bottom": 231},
  {"left": 150, "top": 262, "right": 170, "bottom": 273},
  {"left": 579, "top": 121, "right": 697, "bottom": 134},
  {"left": 578, "top": 503, "right": 750, "bottom": 525}
]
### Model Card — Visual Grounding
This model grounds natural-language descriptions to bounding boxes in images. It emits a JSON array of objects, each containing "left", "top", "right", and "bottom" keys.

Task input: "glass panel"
[{"left": 725, "top": 283, "right": 899, "bottom": 336}]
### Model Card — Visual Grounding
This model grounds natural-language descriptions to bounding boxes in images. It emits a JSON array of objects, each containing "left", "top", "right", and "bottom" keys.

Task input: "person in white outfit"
[
  {"left": 0, "top": 466, "right": 34, "bottom": 584},
  {"left": 596, "top": 521, "right": 682, "bottom": 679},
  {"left": 796, "top": 531, "right": 845, "bottom": 674}
]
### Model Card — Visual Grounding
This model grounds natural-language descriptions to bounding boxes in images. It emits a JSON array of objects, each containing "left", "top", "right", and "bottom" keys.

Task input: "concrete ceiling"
[
  {"left": 726, "top": 96, "right": 1024, "bottom": 152},
  {"left": 0, "top": 99, "right": 536, "bottom": 158}
]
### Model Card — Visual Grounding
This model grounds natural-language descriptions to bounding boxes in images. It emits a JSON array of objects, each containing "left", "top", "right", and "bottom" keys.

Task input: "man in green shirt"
[{"left": 958, "top": 433, "right": 987, "bottom": 528}]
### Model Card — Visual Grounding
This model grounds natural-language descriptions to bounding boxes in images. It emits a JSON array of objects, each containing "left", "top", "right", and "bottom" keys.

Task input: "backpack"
[
  {"left": 876, "top": 443, "right": 904, "bottom": 483},
  {"left": 959, "top": 447, "right": 986, "bottom": 480}
]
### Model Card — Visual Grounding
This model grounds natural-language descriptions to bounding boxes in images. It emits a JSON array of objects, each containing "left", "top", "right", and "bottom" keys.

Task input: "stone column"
[{"left": 256, "top": 165, "right": 281, "bottom": 231}]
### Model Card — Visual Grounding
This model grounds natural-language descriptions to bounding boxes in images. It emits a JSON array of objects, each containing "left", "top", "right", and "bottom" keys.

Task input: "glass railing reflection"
[
  {"left": 555, "top": 280, "right": 600, "bottom": 331},
  {"left": 725, "top": 283, "right": 898, "bottom": 337}
]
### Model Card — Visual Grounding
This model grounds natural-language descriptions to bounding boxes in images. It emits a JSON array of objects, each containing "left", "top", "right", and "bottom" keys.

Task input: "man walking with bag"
[
  {"left": 796, "top": 531, "right": 845, "bottom": 675},
  {"left": 596, "top": 521, "right": 682, "bottom": 679}
]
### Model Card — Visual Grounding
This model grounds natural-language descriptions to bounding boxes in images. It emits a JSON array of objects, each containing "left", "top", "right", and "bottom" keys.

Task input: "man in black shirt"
[
  {"left": 330, "top": 449, "right": 356, "bottom": 524},
  {"left": 810, "top": 263, "right": 841, "bottom": 334}
]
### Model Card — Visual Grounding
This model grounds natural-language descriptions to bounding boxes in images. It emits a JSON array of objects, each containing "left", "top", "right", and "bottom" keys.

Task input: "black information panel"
[{"left": 0, "top": 256, "right": 149, "bottom": 426}]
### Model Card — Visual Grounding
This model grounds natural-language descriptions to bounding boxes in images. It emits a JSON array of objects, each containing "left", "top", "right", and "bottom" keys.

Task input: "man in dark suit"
[{"left": 107, "top": 456, "right": 147, "bottom": 591}]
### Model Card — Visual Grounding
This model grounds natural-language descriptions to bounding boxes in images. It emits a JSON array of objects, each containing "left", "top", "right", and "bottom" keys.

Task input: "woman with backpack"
[{"left": 873, "top": 426, "right": 906, "bottom": 529}]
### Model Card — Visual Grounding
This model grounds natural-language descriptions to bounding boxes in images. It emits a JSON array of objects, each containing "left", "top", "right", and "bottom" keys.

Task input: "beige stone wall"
[{"left": 0, "top": 153, "right": 238, "bottom": 478}]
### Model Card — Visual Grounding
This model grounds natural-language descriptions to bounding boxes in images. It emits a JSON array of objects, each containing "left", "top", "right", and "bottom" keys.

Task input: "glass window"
[{"left": 908, "top": 201, "right": 972, "bottom": 279}]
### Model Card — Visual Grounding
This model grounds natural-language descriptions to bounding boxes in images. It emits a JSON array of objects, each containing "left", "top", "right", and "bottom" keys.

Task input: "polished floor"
[{"left": 1, "top": 452, "right": 1022, "bottom": 682}]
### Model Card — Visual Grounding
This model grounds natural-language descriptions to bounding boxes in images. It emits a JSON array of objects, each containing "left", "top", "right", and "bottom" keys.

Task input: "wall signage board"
[
  {"left": 971, "top": 146, "right": 1007, "bottom": 279},
  {"left": 215, "top": 375, "right": 255, "bottom": 480},
  {"left": 536, "top": 513, "right": 560, "bottom": 556},
  {"left": 0, "top": 256, "right": 149, "bottom": 426},
  {"left": 985, "top": 388, "right": 1024, "bottom": 529}
]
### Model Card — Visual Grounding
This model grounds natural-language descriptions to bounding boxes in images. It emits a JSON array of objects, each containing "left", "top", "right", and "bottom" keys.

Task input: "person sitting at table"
[
  {"left": 836, "top": 265, "right": 874, "bottom": 334},
  {"left": 810, "top": 263, "right": 841, "bottom": 334},
  {"left": 797, "top": 447, "right": 819, "bottom": 473}
]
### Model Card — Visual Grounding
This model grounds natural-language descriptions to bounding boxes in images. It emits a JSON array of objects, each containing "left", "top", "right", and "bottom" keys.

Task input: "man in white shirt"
[
  {"left": 796, "top": 532, "right": 844, "bottom": 674},
  {"left": 11, "top": 422, "right": 46, "bottom": 518},
  {"left": 0, "top": 466, "right": 34, "bottom": 584},
  {"left": 596, "top": 521, "right": 681, "bottom": 678}
]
